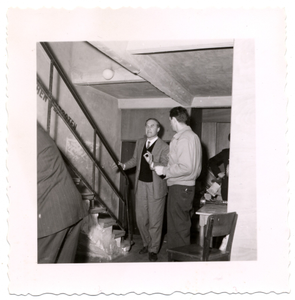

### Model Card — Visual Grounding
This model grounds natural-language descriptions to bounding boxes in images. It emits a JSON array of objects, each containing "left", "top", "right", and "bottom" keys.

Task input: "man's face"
[
  {"left": 145, "top": 119, "right": 159, "bottom": 139},
  {"left": 169, "top": 117, "right": 176, "bottom": 132}
]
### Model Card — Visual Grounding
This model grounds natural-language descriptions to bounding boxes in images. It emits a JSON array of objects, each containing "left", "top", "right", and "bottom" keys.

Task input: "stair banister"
[{"left": 39, "top": 42, "right": 133, "bottom": 246}]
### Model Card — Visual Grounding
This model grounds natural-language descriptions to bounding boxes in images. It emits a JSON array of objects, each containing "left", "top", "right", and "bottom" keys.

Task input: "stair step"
[
  {"left": 113, "top": 229, "right": 125, "bottom": 239},
  {"left": 81, "top": 192, "right": 95, "bottom": 200},
  {"left": 98, "top": 217, "right": 117, "bottom": 228},
  {"left": 112, "top": 224, "right": 121, "bottom": 230},
  {"left": 89, "top": 206, "right": 107, "bottom": 214},
  {"left": 76, "top": 184, "right": 90, "bottom": 192},
  {"left": 96, "top": 212, "right": 111, "bottom": 218},
  {"left": 73, "top": 177, "right": 81, "bottom": 184},
  {"left": 121, "top": 239, "right": 135, "bottom": 252}
]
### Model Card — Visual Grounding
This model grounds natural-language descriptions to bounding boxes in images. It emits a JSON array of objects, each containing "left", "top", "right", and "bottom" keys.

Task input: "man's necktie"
[{"left": 147, "top": 141, "right": 150, "bottom": 148}]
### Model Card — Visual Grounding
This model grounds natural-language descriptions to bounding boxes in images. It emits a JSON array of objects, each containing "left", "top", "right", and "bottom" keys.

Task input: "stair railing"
[{"left": 38, "top": 42, "right": 133, "bottom": 246}]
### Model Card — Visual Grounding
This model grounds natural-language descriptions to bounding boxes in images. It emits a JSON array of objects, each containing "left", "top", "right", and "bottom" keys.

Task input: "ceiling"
[{"left": 72, "top": 40, "right": 234, "bottom": 107}]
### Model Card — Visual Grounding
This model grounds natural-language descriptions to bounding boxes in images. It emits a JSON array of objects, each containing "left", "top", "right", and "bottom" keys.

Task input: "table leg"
[{"left": 198, "top": 215, "right": 208, "bottom": 247}]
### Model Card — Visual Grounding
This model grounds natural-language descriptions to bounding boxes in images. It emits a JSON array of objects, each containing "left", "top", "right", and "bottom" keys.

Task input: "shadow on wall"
[{"left": 194, "top": 142, "right": 209, "bottom": 202}]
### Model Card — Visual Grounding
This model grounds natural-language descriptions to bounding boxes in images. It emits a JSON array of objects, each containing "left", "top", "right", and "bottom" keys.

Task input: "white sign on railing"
[{"left": 37, "top": 80, "right": 77, "bottom": 130}]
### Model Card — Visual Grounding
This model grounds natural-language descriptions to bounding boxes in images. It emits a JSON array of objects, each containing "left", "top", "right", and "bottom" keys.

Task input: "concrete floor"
[
  {"left": 74, "top": 214, "right": 200, "bottom": 263},
  {"left": 75, "top": 233, "right": 170, "bottom": 263}
]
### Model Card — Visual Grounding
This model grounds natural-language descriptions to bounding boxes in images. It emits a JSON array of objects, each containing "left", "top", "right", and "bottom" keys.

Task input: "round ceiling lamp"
[{"left": 102, "top": 68, "right": 114, "bottom": 80}]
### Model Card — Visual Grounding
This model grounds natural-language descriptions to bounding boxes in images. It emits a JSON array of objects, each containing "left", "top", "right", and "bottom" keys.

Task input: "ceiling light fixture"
[{"left": 102, "top": 68, "right": 114, "bottom": 80}]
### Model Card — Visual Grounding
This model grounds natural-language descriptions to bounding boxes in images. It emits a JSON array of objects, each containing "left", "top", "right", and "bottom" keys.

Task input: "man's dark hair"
[
  {"left": 145, "top": 118, "right": 161, "bottom": 128},
  {"left": 169, "top": 106, "right": 189, "bottom": 124}
]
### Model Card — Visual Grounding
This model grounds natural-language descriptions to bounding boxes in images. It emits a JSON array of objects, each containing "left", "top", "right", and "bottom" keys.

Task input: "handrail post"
[
  {"left": 124, "top": 177, "right": 133, "bottom": 245},
  {"left": 91, "top": 130, "right": 96, "bottom": 209},
  {"left": 46, "top": 62, "right": 54, "bottom": 133}
]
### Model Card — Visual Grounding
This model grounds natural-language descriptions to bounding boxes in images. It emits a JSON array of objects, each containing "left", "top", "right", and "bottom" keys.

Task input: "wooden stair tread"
[
  {"left": 113, "top": 229, "right": 125, "bottom": 239},
  {"left": 81, "top": 192, "right": 95, "bottom": 200},
  {"left": 89, "top": 207, "right": 107, "bottom": 214},
  {"left": 96, "top": 212, "right": 111, "bottom": 219},
  {"left": 98, "top": 217, "right": 117, "bottom": 227},
  {"left": 73, "top": 177, "right": 81, "bottom": 184}
]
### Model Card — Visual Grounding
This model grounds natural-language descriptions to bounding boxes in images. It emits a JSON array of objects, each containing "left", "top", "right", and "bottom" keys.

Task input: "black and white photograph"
[
  {"left": 4, "top": 4, "right": 293, "bottom": 297},
  {"left": 36, "top": 40, "right": 243, "bottom": 264}
]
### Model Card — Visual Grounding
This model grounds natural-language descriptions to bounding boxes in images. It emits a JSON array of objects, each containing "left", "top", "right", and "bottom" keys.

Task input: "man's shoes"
[
  {"left": 149, "top": 252, "right": 158, "bottom": 262},
  {"left": 139, "top": 246, "right": 148, "bottom": 254}
]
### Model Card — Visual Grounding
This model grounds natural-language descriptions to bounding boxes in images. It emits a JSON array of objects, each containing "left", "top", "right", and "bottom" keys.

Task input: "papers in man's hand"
[{"left": 207, "top": 182, "right": 221, "bottom": 197}]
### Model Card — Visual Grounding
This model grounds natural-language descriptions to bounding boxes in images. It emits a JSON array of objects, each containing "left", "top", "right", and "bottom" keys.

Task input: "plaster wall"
[
  {"left": 229, "top": 39, "right": 257, "bottom": 260},
  {"left": 121, "top": 108, "right": 193, "bottom": 142}
]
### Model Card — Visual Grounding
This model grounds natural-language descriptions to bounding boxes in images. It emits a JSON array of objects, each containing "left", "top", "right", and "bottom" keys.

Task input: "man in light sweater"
[{"left": 155, "top": 107, "right": 202, "bottom": 249}]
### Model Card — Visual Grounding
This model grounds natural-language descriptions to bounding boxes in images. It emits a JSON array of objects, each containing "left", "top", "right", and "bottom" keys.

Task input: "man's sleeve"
[
  {"left": 159, "top": 143, "right": 169, "bottom": 167},
  {"left": 165, "top": 137, "right": 194, "bottom": 178},
  {"left": 208, "top": 150, "right": 225, "bottom": 177},
  {"left": 124, "top": 140, "right": 139, "bottom": 170},
  {"left": 153, "top": 142, "right": 169, "bottom": 168}
]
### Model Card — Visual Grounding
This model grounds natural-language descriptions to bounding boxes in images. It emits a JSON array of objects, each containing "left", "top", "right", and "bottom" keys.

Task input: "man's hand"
[
  {"left": 218, "top": 172, "right": 225, "bottom": 179},
  {"left": 111, "top": 161, "right": 125, "bottom": 170},
  {"left": 212, "top": 177, "right": 222, "bottom": 184},
  {"left": 155, "top": 166, "right": 164, "bottom": 176},
  {"left": 212, "top": 172, "right": 225, "bottom": 184},
  {"left": 143, "top": 151, "right": 153, "bottom": 164}
]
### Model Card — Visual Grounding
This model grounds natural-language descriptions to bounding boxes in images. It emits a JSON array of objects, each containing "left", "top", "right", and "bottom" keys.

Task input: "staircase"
[
  {"left": 37, "top": 42, "right": 134, "bottom": 254},
  {"left": 63, "top": 154, "right": 126, "bottom": 244}
]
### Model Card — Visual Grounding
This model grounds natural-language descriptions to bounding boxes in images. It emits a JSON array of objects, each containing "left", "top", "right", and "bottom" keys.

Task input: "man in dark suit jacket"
[
  {"left": 118, "top": 118, "right": 169, "bottom": 262},
  {"left": 37, "top": 122, "right": 88, "bottom": 263},
  {"left": 208, "top": 145, "right": 230, "bottom": 200}
]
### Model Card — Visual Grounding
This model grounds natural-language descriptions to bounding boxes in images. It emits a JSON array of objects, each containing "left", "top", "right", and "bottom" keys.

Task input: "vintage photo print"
[{"left": 6, "top": 5, "right": 290, "bottom": 296}]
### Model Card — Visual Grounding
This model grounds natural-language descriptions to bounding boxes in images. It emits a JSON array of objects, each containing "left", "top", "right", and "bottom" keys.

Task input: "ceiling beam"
[
  {"left": 118, "top": 97, "right": 180, "bottom": 109},
  {"left": 118, "top": 96, "right": 232, "bottom": 109},
  {"left": 192, "top": 96, "right": 232, "bottom": 107},
  {"left": 71, "top": 68, "right": 145, "bottom": 86},
  {"left": 88, "top": 41, "right": 194, "bottom": 106},
  {"left": 127, "top": 39, "right": 234, "bottom": 54}
]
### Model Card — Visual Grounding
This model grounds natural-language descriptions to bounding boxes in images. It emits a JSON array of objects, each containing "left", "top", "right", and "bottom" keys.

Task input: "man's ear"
[{"left": 157, "top": 127, "right": 160, "bottom": 133}]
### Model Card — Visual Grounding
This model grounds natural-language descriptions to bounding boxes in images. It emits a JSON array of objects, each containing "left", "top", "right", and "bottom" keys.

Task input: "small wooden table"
[{"left": 195, "top": 203, "right": 227, "bottom": 246}]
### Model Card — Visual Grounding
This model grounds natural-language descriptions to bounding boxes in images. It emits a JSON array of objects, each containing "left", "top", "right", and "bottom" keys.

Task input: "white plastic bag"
[{"left": 81, "top": 214, "right": 124, "bottom": 260}]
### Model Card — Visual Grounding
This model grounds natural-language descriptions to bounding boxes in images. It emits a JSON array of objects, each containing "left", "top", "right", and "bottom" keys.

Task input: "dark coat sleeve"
[
  {"left": 37, "top": 123, "right": 88, "bottom": 238},
  {"left": 208, "top": 148, "right": 230, "bottom": 178}
]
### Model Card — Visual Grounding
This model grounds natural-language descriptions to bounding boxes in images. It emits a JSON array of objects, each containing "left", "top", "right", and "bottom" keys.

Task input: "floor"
[
  {"left": 75, "top": 233, "right": 170, "bottom": 263},
  {"left": 113, "top": 234, "right": 170, "bottom": 263},
  {"left": 75, "top": 215, "right": 200, "bottom": 264}
]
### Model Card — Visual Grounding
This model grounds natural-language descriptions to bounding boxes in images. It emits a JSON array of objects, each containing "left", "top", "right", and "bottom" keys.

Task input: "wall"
[
  {"left": 121, "top": 107, "right": 192, "bottom": 142},
  {"left": 201, "top": 108, "right": 231, "bottom": 159},
  {"left": 229, "top": 39, "right": 257, "bottom": 260},
  {"left": 37, "top": 42, "right": 122, "bottom": 217}
]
